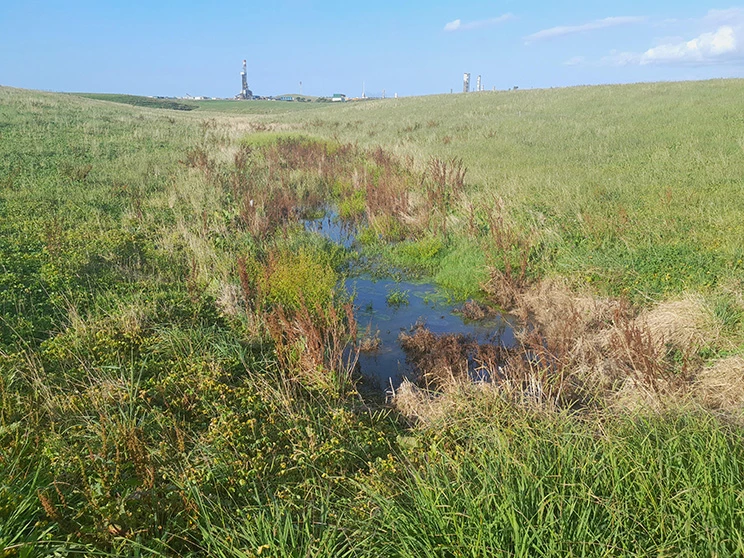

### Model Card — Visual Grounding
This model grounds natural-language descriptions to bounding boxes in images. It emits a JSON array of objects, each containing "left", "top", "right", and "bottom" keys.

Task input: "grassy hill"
[
  {"left": 251, "top": 80, "right": 744, "bottom": 302},
  {"left": 2, "top": 82, "right": 744, "bottom": 556},
  {"left": 74, "top": 92, "right": 336, "bottom": 115},
  {"left": 74, "top": 92, "right": 199, "bottom": 110},
  {"left": 193, "top": 97, "right": 326, "bottom": 114}
]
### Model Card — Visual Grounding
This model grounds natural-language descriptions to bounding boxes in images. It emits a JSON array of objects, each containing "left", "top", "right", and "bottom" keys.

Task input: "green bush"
[{"left": 262, "top": 247, "right": 339, "bottom": 311}]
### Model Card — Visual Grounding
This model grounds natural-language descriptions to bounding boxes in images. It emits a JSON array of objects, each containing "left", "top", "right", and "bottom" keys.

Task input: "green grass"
[
  {"left": 75, "top": 92, "right": 198, "bottom": 111},
  {"left": 193, "top": 98, "right": 332, "bottom": 114},
  {"left": 2, "top": 82, "right": 744, "bottom": 556},
  {"left": 259, "top": 80, "right": 744, "bottom": 301},
  {"left": 359, "top": 405, "right": 744, "bottom": 557},
  {"left": 434, "top": 239, "right": 489, "bottom": 300}
]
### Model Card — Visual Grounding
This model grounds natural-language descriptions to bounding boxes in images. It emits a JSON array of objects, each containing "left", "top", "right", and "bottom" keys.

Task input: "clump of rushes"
[{"left": 386, "top": 288, "right": 410, "bottom": 308}]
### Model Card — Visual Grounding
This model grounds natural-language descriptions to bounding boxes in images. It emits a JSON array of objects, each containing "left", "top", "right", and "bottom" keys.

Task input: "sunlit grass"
[
  {"left": 265, "top": 80, "right": 744, "bottom": 300},
  {"left": 2, "top": 82, "right": 744, "bottom": 556}
]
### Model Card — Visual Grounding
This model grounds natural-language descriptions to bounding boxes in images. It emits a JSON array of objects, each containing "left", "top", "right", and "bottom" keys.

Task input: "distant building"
[
  {"left": 278, "top": 96, "right": 294, "bottom": 101},
  {"left": 331, "top": 93, "right": 347, "bottom": 102}
]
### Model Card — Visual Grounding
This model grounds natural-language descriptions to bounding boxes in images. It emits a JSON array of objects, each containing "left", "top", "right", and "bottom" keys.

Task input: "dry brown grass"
[
  {"left": 392, "top": 379, "right": 504, "bottom": 426},
  {"left": 517, "top": 278, "right": 622, "bottom": 342},
  {"left": 637, "top": 295, "right": 720, "bottom": 351},
  {"left": 513, "top": 283, "right": 720, "bottom": 399},
  {"left": 394, "top": 280, "right": 730, "bottom": 420},
  {"left": 695, "top": 356, "right": 744, "bottom": 412}
]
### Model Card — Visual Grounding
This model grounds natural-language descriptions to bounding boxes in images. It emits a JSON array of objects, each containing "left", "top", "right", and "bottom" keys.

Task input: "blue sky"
[{"left": 2, "top": 1, "right": 744, "bottom": 98}]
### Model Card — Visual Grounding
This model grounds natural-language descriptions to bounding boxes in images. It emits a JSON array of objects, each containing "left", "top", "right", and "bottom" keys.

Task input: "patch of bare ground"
[{"left": 394, "top": 277, "right": 733, "bottom": 420}]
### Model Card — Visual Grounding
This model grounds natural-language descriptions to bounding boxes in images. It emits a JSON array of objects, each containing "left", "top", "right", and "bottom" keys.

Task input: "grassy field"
[
  {"left": 271, "top": 81, "right": 744, "bottom": 301},
  {"left": 191, "top": 98, "right": 339, "bottom": 114},
  {"left": 74, "top": 92, "right": 335, "bottom": 115},
  {"left": 75, "top": 93, "right": 200, "bottom": 111},
  {"left": 2, "top": 82, "right": 744, "bottom": 556}
]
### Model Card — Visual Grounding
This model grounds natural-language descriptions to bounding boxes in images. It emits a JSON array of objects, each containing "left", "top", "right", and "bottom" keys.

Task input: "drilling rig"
[{"left": 238, "top": 60, "right": 253, "bottom": 100}]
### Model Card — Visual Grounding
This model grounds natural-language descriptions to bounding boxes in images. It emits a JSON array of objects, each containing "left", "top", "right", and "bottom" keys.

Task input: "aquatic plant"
[{"left": 386, "top": 288, "right": 410, "bottom": 308}]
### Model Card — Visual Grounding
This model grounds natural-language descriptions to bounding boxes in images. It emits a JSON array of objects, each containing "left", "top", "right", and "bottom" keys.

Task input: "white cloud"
[
  {"left": 443, "top": 14, "right": 515, "bottom": 32},
  {"left": 703, "top": 8, "right": 744, "bottom": 25},
  {"left": 597, "top": 25, "right": 743, "bottom": 66},
  {"left": 640, "top": 25, "right": 739, "bottom": 64},
  {"left": 444, "top": 19, "right": 462, "bottom": 31},
  {"left": 525, "top": 16, "right": 647, "bottom": 43},
  {"left": 600, "top": 50, "right": 642, "bottom": 66}
]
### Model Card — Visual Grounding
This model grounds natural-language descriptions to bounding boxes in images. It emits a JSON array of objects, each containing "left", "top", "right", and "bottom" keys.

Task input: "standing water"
[{"left": 306, "top": 212, "right": 515, "bottom": 389}]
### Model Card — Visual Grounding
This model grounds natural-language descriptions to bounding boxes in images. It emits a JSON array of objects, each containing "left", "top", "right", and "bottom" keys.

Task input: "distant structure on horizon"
[
  {"left": 463, "top": 73, "right": 471, "bottom": 93},
  {"left": 476, "top": 75, "right": 482, "bottom": 92},
  {"left": 237, "top": 60, "right": 253, "bottom": 100}
]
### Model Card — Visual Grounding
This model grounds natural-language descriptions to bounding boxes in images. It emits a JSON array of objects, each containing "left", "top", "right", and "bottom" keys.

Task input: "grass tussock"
[{"left": 696, "top": 356, "right": 744, "bottom": 412}]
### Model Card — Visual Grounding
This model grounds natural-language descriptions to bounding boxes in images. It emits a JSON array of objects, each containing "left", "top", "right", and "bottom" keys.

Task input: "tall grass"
[{"left": 359, "top": 405, "right": 744, "bottom": 557}]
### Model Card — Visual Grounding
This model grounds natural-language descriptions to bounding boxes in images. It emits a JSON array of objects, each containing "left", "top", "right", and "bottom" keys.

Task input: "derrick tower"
[{"left": 239, "top": 60, "right": 253, "bottom": 100}]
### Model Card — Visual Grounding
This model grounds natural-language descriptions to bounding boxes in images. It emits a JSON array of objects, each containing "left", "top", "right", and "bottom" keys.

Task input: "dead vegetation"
[
  {"left": 265, "top": 298, "right": 359, "bottom": 396},
  {"left": 456, "top": 299, "right": 496, "bottom": 321},
  {"left": 696, "top": 356, "right": 744, "bottom": 412},
  {"left": 394, "top": 278, "right": 736, "bottom": 420},
  {"left": 399, "top": 323, "right": 505, "bottom": 389},
  {"left": 359, "top": 324, "right": 382, "bottom": 352}
]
